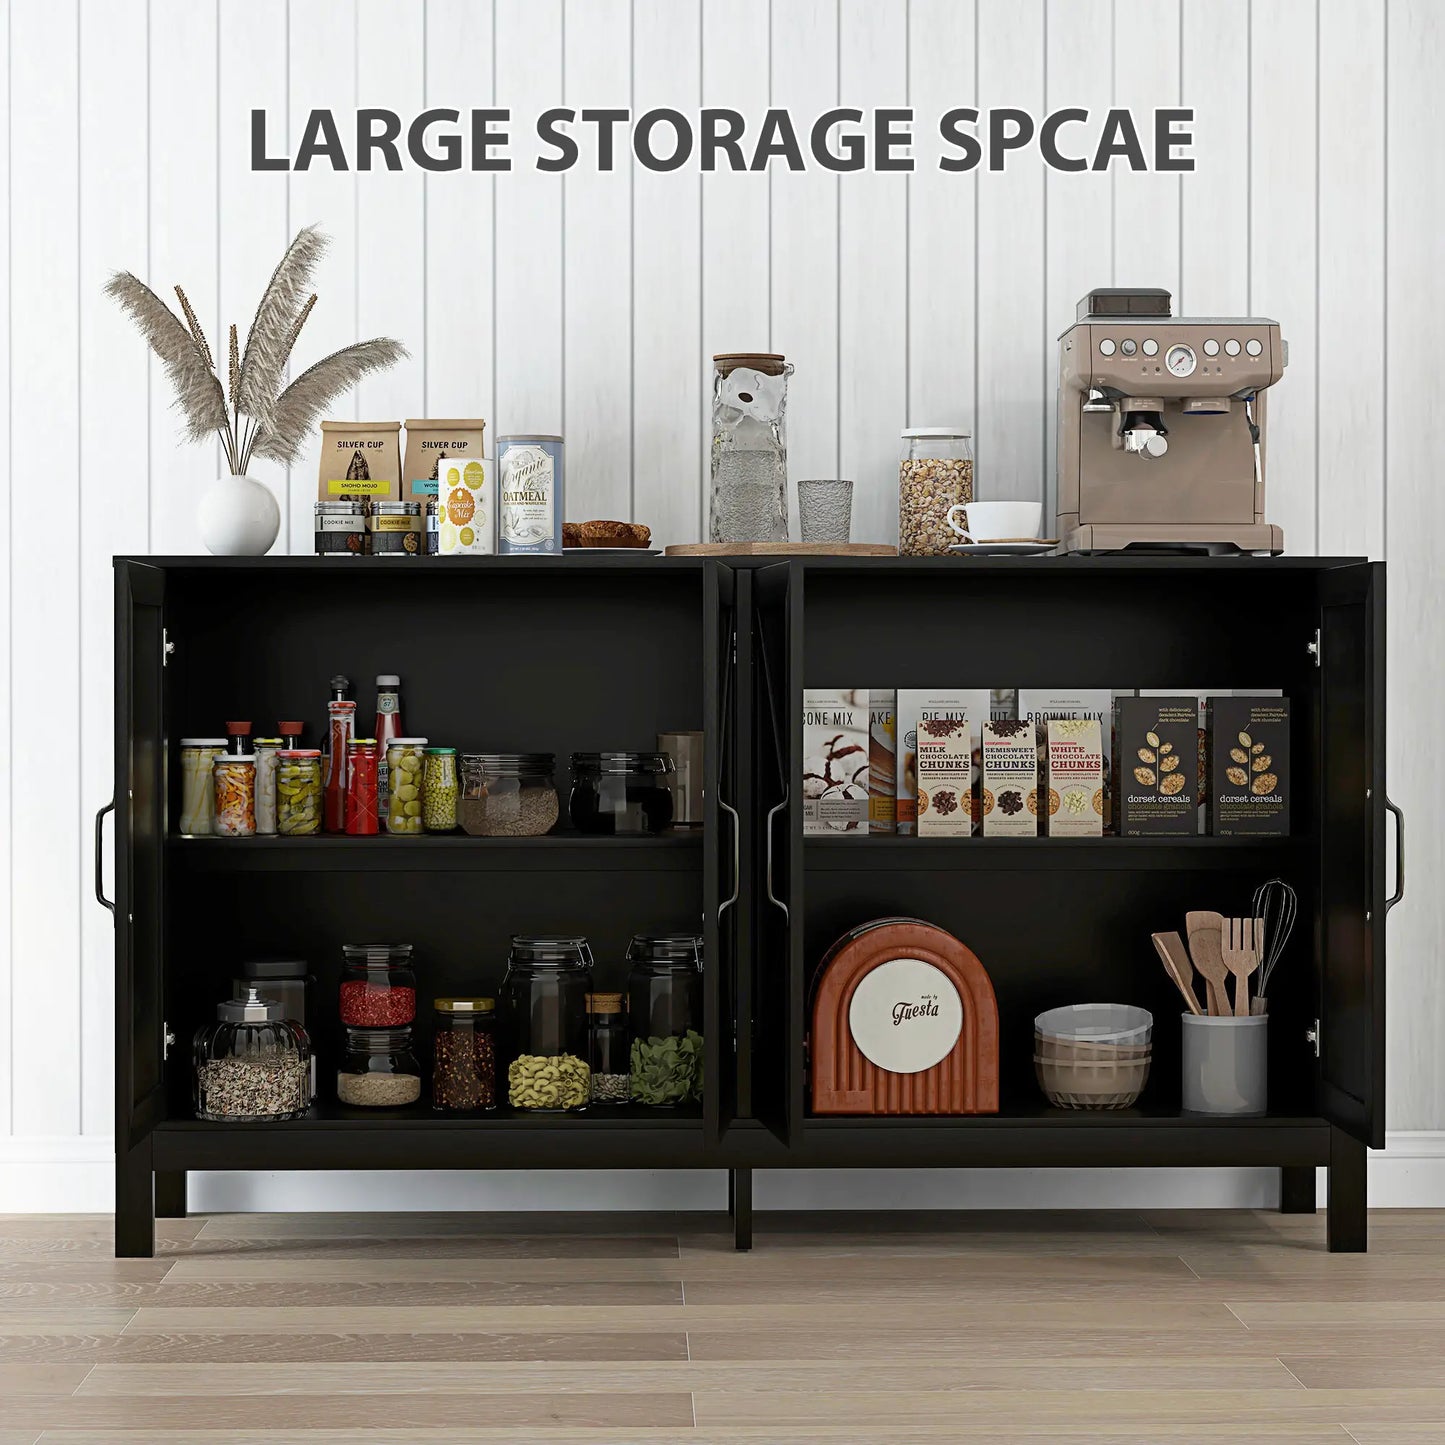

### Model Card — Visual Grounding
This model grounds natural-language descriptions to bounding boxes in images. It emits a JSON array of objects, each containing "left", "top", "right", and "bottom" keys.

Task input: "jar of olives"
[
  {"left": 422, "top": 747, "right": 458, "bottom": 832},
  {"left": 383, "top": 738, "right": 427, "bottom": 834},
  {"left": 276, "top": 750, "right": 322, "bottom": 835}
]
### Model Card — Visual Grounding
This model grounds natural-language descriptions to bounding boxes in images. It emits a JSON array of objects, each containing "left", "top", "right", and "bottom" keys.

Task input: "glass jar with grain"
[
  {"left": 898, "top": 427, "right": 974, "bottom": 556},
  {"left": 458, "top": 754, "right": 559, "bottom": 837}
]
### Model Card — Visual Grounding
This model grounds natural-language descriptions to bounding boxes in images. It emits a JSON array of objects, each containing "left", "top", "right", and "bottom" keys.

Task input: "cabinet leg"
[
  {"left": 115, "top": 1141, "right": 155, "bottom": 1259},
  {"left": 155, "top": 1170, "right": 187, "bottom": 1219},
  {"left": 1328, "top": 1128, "right": 1368, "bottom": 1253},
  {"left": 1280, "top": 1165, "right": 1317, "bottom": 1214},
  {"left": 732, "top": 1168, "right": 753, "bottom": 1252}
]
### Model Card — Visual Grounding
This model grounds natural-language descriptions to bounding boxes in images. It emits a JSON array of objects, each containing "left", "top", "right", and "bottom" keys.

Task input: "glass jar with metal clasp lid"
[
  {"left": 501, "top": 935, "right": 593, "bottom": 1111},
  {"left": 569, "top": 752, "right": 675, "bottom": 836},
  {"left": 458, "top": 753, "right": 559, "bottom": 837},
  {"left": 626, "top": 933, "right": 704, "bottom": 1107}
]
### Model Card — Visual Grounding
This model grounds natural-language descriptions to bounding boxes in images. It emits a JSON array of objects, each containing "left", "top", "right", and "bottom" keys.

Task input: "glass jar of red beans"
[{"left": 339, "top": 943, "right": 417, "bottom": 1028}]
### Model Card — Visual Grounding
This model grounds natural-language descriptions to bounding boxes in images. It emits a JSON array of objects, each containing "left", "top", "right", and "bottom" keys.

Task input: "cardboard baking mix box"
[
  {"left": 915, "top": 711, "right": 974, "bottom": 838},
  {"left": 897, "top": 690, "right": 990, "bottom": 835},
  {"left": 1115, "top": 695, "right": 1199, "bottom": 836},
  {"left": 868, "top": 690, "right": 897, "bottom": 834},
  {"left": 1043, "top": 718, "right": 1105, "bottom": 837},
  {"left": 1208, "top": 695, "right": 1290, "bottom": 836},
  {"left": 980, "top": 719, "right": 1038, "bottom": 837},
  {"left": 1017, "top": 690, "right": 1119, "bottom": 834},
  {"left": 803, "top": 689, "right": 870, "bottom": 835}
]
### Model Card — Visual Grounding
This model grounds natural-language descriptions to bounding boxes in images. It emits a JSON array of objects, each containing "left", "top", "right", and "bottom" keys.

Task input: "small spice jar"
[
  {"left": 345, "top": 738, "right": 381, "bottom": 835},
  {"left": 212, "top": 754, "right": 257, "bottom": 838},
  {"left": 253, "top": 737, "right": 283, "bottom": 836},
  {"left": 276, "top": 749, "right": 322, "bottom": 835},
  {"left": 422, "top": 747, "right": 459, "bottom": 831},
  {"left": 315, "top": 499, "right": 369, "bottom": 556},
  {"left": 588, "top": 993, "right": 631, "bottom": 1105},
  {"left": 626, "top": 933, "right": 704, "bottom": 1107},
  {"left": 431, "top": 997, "right": 498, "bottom": 1112},
  {"left": 178, "top": 738, "right": 226, "bottom": 836},
  {"left": 193, "top": 988, "right": 311, "bottom": 1121},
  {"left": 899, "top": 427, "right": 974, "bottom": 556},
  {"left": 384, "top": 738, "right": 428, "bottom": 835},
  {"left": 501, "top": 935, "right": 593, "bottom": 1111},
  {"left": 569, "top": 752, "right": 676, "bottom": 836},
  {"left": 369, "top": 500, "right": 424, "bottom": 557},
  {"left": 337, "top": 1025, "right": 422, "bottom": 1107},
  {"left": 339, "top": 943, "right": 417, "bottom": 1027},
  {"left": 458, "top": 754, "right": 559, "bottom": 837}
]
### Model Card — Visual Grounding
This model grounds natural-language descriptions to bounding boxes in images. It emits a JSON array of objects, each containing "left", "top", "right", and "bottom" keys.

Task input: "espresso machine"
[{"left": 1056, "top": 287, "right": 1286, "bottom": 554}]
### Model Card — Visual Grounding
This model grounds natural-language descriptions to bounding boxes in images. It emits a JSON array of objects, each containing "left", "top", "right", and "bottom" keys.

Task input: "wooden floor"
[{"left": 1, "top": 1209, "right": 1444, "bottom": 1441}]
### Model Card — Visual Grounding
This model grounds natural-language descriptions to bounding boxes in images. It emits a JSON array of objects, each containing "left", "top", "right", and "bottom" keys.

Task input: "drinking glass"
[{"left": 797, "top": 478, "right": 854, "bottom": 543}]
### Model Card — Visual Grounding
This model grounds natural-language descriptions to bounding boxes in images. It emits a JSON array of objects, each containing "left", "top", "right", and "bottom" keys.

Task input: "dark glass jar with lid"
[
  {"left": 432, "top": 997, "right": 498, "bottom": 1112},
  {"left": 337, "top": 1025, "right": 422, "bottom": 1107},
  {"left": 340, "top": 943, "right": 417, "bottom": 1028},
  {"left": 500, "top": 936, "right": 593, "bottom": 1111},
  {"left": 626, "top": 933, "right": 704, "bottom": 1107},
  {"left": 587, "top": 993, "right": 631, "bottom": 1105},
  {"left": 569, "top": 752, "right": 676, "bottom": 836}
]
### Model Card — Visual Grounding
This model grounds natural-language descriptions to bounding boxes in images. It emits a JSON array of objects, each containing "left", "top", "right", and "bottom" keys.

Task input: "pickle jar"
[
  {"left": 253, "top": 737, "right": 283, "bottom": 836},
  {"left": 193, "top": 988, "right": 311, "bottom": 1121},
  {"left": 626, "top": 933, "right": 704, "bottom": 1107},
  {"left": 458, "top": 754, "right": 560, "bottom": 837},
  {"left": 337, "top": 1025, "right": 422, "bottom": 1107},
  {"left": 212, "top": 754, "right": 257, "bottom": 838},
  {"left": 432, "top": 997, "right": 498, "bottom": 1112},
  {"left": 588, "top": 992, "right": 631, "bottom": 1105},
  {"left": 422, "top": 747, "right": 458, "bottom": 832},
  {"left": 276, "top": 749, "right": 322, "bottom": 835},
  {"left": 898, "top": 427, "right": 974, "bottom": 556},
  {"left": 385, "top": 737, "right": 428, "bottom": 835},
  {"left": 179, "top": 738, "right": 226, "bottom": 836},
  {"left": 500, "top": 935, "right": 593, "bottom": 1112}
]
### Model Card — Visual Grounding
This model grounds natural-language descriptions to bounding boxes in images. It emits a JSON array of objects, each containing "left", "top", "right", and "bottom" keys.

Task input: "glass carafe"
[{"left": 709, "top": 352, "right": 793, "bottom": 544}]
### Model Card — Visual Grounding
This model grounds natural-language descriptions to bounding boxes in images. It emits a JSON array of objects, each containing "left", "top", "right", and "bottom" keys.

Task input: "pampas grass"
[{"left": 107, "top": 225, "right": 405, "bottom": 477}]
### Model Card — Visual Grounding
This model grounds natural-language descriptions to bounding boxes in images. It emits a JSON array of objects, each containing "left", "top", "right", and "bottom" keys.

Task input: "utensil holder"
[{"left": 1181, "top": 1014, "right": 1267, "bottom": 1116}]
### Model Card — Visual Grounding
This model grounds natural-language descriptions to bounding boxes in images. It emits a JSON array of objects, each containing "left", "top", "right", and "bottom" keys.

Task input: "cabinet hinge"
[
  {"left": 1306, "top": 1020, "right": 1320, "bottom": 1057},
  {"left": 163, "top": 1022, "right": 176, "bottom": 1060},
  {"left": 163, "top": 628, "right": 176, "bottom": 666},
  {"left": 1306, "top": 628, "right": 1321, "bottom": 667}
]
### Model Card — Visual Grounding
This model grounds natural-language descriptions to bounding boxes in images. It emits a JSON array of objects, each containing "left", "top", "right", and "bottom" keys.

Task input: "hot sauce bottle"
[{"left": 324, "top": 675, "right": 356, "bottom": 833}]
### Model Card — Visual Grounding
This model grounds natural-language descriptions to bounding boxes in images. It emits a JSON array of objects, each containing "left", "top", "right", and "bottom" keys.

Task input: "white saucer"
[
  {"left": 947, "top": 539, "right": 1058, "bottom": 556},
  {"left": 563, "top": 546, "right": 661, "bottom": 556}
]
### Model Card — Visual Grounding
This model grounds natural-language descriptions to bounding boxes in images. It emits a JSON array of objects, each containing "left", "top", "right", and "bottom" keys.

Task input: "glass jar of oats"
[{"left": 899, "top": 428, "right": 974, "bottom": 556}]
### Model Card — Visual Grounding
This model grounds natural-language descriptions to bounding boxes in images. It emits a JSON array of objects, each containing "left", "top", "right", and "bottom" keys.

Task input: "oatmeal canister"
[
  {"left": 899, "top": 427, "right": 974, "bottom": 556},
  {"left": 497, "top": 435, "right": 564, "bottom": 554}
]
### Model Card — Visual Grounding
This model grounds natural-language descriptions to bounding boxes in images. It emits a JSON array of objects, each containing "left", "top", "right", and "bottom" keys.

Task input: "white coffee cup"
[{"left": 946, "top": 500, "right": 1043, "bottom": 543}]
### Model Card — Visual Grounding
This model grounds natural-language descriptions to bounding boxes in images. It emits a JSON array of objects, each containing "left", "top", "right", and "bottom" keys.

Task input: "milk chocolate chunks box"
[
  {"left": 803, "top": 689, "right": 870, "bottom": 835},
  {"left": 916, "top": 711, "right": 974, "bottom": 838},
  {"left": 1116, "top": 696, "right": 1199, "bottom": 836},
  {"left": 1209, "top": 696, "right": 1290, "bottom": 836}
]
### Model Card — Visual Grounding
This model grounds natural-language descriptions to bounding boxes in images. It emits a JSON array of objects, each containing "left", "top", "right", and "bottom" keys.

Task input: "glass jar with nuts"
[{"left": 899, "top": 427, "right": 974, "bottom": 556}]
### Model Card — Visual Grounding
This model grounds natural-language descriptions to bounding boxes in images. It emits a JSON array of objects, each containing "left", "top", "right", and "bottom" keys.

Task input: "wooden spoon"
[
  {"left": 1151, "top": 931, "right": 1204, "bottom": 1016},
  {"left": 1185, "top": 910, "right": 1231, "bottom": 1017}
]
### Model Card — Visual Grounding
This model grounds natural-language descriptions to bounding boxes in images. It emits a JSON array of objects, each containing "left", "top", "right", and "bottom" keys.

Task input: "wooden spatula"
[
  {"left": 1222, "top": 916, "right": 1263, "bottom": 1018},
  {"left": 1185, "top": 910, "right": 1231, "bottom": 1017},
  {"left": 1151, "top": 931, "right": 1203, "bottom": 1015}
]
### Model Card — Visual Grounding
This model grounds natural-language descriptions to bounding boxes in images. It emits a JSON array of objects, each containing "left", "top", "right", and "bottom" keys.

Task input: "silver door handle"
[
  {"left": 94, "top": 801, "right": 115, "bottom": 915},
  {"left": 1385, "top": 796, "right": 1404, "bottom": 912},
  {"left": 765, "top": 794, "right": 789, "bottom": 922},
  {"left": 718, "top": 797, "right": 740, "bottom": 920}
]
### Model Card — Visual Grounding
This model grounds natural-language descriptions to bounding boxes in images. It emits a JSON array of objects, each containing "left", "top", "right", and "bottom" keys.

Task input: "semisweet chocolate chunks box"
[
  {"left": 1208, "top": 695, "right": 1290, "bottom": 836},
  {"left": 803, "top": 689, "right": 870, "bottom": 835},
  {"left": 1115, "top": 696, "right": 1200, "bottom": 836},
  {"left": 981, "top": 720, "right": 1038, "bottom": 836}
]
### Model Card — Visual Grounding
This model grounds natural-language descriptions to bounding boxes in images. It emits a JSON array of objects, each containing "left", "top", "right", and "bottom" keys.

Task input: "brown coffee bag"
[
  {"left": 318, "top": 421, "right": 402, "bottom": 503},
  {"left": 403, "top": 418, "right": 487, "bottom": 504}
]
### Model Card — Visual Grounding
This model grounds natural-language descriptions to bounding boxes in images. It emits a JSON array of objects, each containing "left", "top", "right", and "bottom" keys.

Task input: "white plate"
[
  {"left": 947, "top": 540, "right": 1058, "bottom": 556},
  {"left": 563, "top": 546, "right": 661, "bottom": 556}
]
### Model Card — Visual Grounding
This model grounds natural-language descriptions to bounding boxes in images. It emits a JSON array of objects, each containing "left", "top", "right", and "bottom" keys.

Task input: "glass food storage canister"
[
  {"left": 432, "top": 997, "right": 498, "bottom": 1112},
  {"left": 422, "top": 747, "right": 458, "bottom": 832},
  {"left": 368, "top": 500, "right": 424, "bottom": 556},
  {"left": 178, "top": 738, "right": 226, "bottom": 836},
  {"left": 212, "top": 754, "right": 257, "bottom": 838},
  {"left": 345, "top": 738, "right": 380, "bottom": 836},
  {"left": 276, "top": 749, "right": 322, "bottom": 835},
  {"left": 569, "top": 752, "right": 675, "bottom": 836},
  {"left": 898, "top": 427, "right": 974, "bottom": 556},
  {"left": 340, "top": 943, "right": 417, "bottom": 1028},
  {"left": 193, "top": 988, "right": 311, "bottom": 1121},
  {"left": 588, "top": 992, "right": 631, "bottom": 1105},
  {"left": 709, "top": 352, "right": 793, "bottom": 544},
  {"left": 235, "top": 957, "right": 317, "bottom": 1096},
  {"left": 337, "top": 1025, "right": 422, "bottom": 1107},
  {"left": 385, "top": 738, "right": 428, "bottom": 835},
  {"left": 501, "top": 935, "right": 593, "bottom": 1111},
  {"left": 627, "top": 933, "right": 704, "bottom": 1107},
  {"left": 253, "top": 737, "right": 282, "bottom": 836},
  {"left": 458, "top": 754, "right": 559, "bottom": 838}
]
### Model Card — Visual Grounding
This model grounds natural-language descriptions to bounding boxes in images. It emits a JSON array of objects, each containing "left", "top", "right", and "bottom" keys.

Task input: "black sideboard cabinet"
[{"left": 106, "top": 555, "right": 1398, "bottom": 1256}]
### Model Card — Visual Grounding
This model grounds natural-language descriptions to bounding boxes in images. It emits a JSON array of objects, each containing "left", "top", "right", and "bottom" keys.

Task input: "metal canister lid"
[
  {"left": 498, "top": 433, "right": 563, "bottom": 443},
  {"left": 434, "top": 996, "right": 496, "bottom": 1014},
  {"left": 371, "top": 501, "right": 422, "bottom": 515}
]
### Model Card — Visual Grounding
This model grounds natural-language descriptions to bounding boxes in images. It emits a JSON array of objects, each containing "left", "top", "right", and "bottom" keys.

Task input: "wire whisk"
[{"left": 1251, "top": 877, "right": 1297, "bottom": 998}]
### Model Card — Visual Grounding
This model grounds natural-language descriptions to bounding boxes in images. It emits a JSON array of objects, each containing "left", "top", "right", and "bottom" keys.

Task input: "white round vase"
[{"left": 197, "top": 473, "right": 281, "bottom": 556}]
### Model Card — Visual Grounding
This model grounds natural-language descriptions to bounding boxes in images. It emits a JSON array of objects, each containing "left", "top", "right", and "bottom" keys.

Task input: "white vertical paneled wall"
[{"left": 2, "top": 1, "right": 1441, "bottom": 1183}]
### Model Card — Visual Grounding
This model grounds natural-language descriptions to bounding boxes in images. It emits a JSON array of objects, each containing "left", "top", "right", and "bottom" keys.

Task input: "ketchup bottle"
[{"left": 374, "top": 675, "right": 403, "bottom": 816}]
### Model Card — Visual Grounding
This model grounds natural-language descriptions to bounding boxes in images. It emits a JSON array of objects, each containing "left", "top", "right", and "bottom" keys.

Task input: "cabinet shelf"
[{"left": 804, "top": 835, "right": 1309, "bottom": 872}]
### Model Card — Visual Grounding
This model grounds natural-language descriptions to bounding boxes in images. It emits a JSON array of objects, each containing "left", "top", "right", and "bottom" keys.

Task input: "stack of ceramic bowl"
[{"left": 1034, "top": 1003, "right": 1153, "bottom": 1110}]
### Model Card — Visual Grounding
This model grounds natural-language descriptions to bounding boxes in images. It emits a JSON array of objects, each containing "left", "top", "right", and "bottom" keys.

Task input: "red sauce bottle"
[{"left": 345, "top": 739, "right": 380, "bottom": 836}]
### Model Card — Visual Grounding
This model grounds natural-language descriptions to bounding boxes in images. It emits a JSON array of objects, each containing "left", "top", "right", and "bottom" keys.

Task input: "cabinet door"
[
  {"left": 1317, "top": 561, "right": 1386, "bottom": 1148},
  {"left": 752, "top": 563, "right": 801, "bottom": 1145},
  {"left": 115, "top": 561, "right": 168, "bottom": 1148}
]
